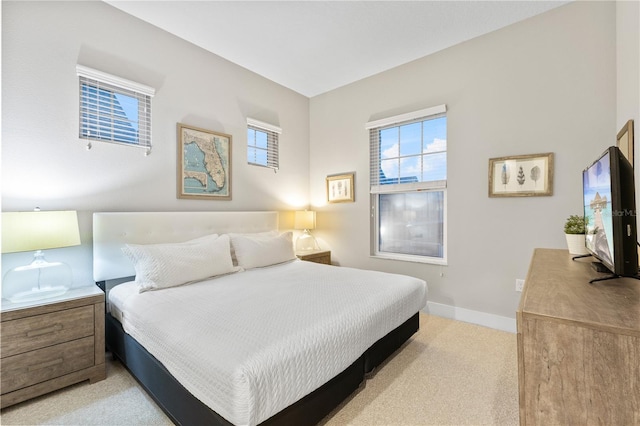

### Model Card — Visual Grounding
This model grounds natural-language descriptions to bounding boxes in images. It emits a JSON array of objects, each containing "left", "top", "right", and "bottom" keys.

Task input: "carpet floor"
[{"left": 1, "top": 314, "right": 519, "bottom": 425}]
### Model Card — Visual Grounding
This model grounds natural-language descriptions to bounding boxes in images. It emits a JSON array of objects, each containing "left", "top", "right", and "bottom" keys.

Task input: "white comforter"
[{"left": 109, "top": 260, "right": 427, "bottom": 425}]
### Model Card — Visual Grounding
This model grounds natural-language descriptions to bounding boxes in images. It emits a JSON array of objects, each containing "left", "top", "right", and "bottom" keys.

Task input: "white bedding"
[{"left": 109, "top": 259, "right": 427, "bottom": 425}]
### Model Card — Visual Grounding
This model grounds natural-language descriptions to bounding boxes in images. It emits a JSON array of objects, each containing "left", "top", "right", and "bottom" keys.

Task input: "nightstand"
[
  {"left": 296, "top": 249, "right": 331, "bottom": 265},
  {"left": 0, "top": 286, "right": 106, "bottom": 408}
]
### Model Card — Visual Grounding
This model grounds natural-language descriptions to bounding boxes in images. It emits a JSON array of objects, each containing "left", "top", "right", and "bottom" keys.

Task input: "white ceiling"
[{"left": 105, "top": 1, "right": 570, "bottom": 98}]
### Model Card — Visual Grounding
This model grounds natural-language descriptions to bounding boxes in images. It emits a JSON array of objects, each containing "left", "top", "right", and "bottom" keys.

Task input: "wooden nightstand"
[
  {"left": 296, "top": 249, "right": 331, "bottom": 265},
  {"left": 0, "top": 286, "right": 106, "bottom": 408}
]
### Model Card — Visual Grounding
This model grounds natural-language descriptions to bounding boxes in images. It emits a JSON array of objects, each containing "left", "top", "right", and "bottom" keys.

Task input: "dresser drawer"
[
  {"left": 1, "top": 336, "right": 95, "bottom": 394},
  {"left": 1, "top": 306, "right": 94, "bottom": 358}
]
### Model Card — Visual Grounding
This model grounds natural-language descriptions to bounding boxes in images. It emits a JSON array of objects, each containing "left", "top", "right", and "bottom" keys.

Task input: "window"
[
  {"left": 247, "top": 118, "right": 281, "bottom": 171},
  {"left": 367, "top": 105, "right": 447, "bottom": 264},
  {"left": 76, "top": 65, "right": 155, "bottom": 154}
]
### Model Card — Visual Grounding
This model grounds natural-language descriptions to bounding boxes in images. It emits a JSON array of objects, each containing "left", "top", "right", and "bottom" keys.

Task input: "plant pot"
[{"left": 565, "top": 233, "right": 588, "bottom": 255}]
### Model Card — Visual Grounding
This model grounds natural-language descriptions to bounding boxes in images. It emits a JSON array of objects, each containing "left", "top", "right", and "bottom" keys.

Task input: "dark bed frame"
[{"left": 100, "top": 287, "right": 419, "bottom": 426}]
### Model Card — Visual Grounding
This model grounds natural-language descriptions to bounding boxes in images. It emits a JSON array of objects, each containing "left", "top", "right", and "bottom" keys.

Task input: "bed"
[{"left": 93, "top": 211, "right": 427, "bottom": 426}]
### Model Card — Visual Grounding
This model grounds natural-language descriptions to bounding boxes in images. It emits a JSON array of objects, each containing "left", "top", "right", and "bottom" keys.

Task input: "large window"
[
  {"left": 247, "top": 118, "right": 281, "bottom": 171},
  {"left": 77, "top": 65, "right": 155, "bottom": 154},
  {"left": 367, "top": 105, "right": 447, "bottom": 264}
]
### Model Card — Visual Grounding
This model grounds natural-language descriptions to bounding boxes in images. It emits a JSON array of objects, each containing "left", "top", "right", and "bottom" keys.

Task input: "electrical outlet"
[{"left": 515, "top": 279, "right": 525, "bottom": 292}]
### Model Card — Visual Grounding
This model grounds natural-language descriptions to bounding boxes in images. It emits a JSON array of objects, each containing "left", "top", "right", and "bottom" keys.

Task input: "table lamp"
[
  {"left": 294, "top": 210, "right": 320, "bottom": 251},
  {"left": 2, "top": 210, "right": 81, "bottom": 303}
]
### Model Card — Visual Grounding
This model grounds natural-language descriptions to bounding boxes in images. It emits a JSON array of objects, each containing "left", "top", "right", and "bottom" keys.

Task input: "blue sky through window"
[
  {"left": 247, "top": 128, "right": 269, "bottom": 166},
  {"left": 80, "top": 84, "right": 140, "bottom": 144},
  {"left": 114, "top": 93, "right": 139, "bottom": 132},
  {"left": 379, "top": 116, "right": 447, "bottom": 184}
]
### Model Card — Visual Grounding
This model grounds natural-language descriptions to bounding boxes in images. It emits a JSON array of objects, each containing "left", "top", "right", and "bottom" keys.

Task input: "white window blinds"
[
  {"left": 77, "top": 65, "right": 155, "bottom": 153},
  {"left": 247, "top": 118, "right": 281, "bottom": 171}
]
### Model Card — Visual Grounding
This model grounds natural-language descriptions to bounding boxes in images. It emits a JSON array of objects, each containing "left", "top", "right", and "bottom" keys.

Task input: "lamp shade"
[
  {"left": 294, "top": 211, "right": 315, "bottom": 230},
  {"left": 2, "top": 211, "right": 81, "bottom": 253}
]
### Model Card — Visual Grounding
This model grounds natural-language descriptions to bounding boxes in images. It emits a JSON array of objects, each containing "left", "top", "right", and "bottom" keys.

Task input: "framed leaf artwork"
[
  {"left": 488, "top": 153, "right": 554, "bottom": 197},
  {"left": 326, "top": 173, "right": 355, "bottom": 203}
]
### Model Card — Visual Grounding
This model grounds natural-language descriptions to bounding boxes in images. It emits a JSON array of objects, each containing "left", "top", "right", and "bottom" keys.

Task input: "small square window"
[
  {"left": 247, "top": 118, "right": 281, "bottom": 170},
  {"left": 77, "top": 65, "right": 154, "bottom": 153}
]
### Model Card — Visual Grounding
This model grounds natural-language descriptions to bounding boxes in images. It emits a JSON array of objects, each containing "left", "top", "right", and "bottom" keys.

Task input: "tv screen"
[{"left": 582, "top": 146, "right": 638, "bottom": 277}]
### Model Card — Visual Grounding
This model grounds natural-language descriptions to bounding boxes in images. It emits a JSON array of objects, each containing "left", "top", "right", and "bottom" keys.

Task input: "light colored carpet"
[
  {"left": 1, "top": 314, "right": 519, "bottom": 425},
  {"left": 0, "top": 359, "right": 172, "bottom": 426},
  {"left": 321, "top": 314, "right": 519, "bottom": 425}
]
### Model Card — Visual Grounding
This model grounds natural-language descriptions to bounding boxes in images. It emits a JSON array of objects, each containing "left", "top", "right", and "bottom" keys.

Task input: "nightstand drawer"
[
  {"left": 296, "top": 250, "right": 331, "bottom": 265},
  {"left": 1, "top": 306, "right": 94, "bottom": 358},
  {"left": 308, "top": 255, "right": 330, "bottom": 264},
  {"left": 1, "top": 336, "right": 95, "bottom": 394}
]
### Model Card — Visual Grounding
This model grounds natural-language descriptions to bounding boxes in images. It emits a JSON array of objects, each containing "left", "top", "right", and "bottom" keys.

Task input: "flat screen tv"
[{"left": 582, "top": 146, "right": 638, "bottom": 278}]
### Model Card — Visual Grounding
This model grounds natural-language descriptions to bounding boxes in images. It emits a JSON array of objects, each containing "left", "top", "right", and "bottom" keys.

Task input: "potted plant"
[{"left": 564, "top": 215, "right": 589, "bottom": 255}]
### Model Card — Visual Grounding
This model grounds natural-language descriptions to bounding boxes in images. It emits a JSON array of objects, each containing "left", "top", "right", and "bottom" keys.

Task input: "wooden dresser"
[
  {"left": 517, "top": 248, "right": 640, "bottom": 425},
  {"left": 1, "top": 286, "right": 106, "bottom": 408}
]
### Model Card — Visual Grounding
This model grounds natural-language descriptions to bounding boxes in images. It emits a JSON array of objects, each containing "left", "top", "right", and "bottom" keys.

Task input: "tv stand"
[
  {"left": 517, "top": 249, "right": 640, "bottom": 425},
  {"left": 571, "top": 253, "right": 592, "bottom": 261},
  {"left": 589, "top": 261, "right": 609, "bottom": 272},
  {"left": 588, "top": 272, "right": 640, "bottom": 284},
  {"left": 571, "top": 256, "right": 640, "bottom": 283}
]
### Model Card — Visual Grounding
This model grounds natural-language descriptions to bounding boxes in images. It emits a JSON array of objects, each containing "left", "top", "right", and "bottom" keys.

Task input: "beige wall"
[
  {"left": 309, "top": 1, "right": 617, "bottom": 319},
  {"left": 3, "top": 1, "right": 634, "bottom": 322},
  {"left": 1, "top": 1, "right": 310, "bottom": 284},
  {"left": 616, "top": 0, "right": 640, "bottom": 239}
]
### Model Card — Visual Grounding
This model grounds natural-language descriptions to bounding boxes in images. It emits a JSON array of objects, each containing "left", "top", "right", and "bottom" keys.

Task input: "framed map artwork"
[{"left": 177, "top": 123, "right": 232, "bottom": 200}]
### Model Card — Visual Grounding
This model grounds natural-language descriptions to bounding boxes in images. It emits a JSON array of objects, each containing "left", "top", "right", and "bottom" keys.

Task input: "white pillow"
[
  {"left": 122, "top": 234, "right": 237, "bottom": 292},
  {"left": 230, "top": 231, "right": 296, "bottom": 269},
  {"left": 227, "top": 230, "right": 278, "bottom": 266}
]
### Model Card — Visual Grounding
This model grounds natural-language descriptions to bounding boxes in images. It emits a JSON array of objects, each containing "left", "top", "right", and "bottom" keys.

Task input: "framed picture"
[
  {"left": 488, "top": 152, "right": 554, "bottom": 197},
  {"left": 616, "top": 119, "right": 634, "bottom": 167},
  {"left": 326, "top": 173, "right": 355, "bottom": 203},
  {"left": 177, "top": 123, "right": 232, "bottom": 200}
]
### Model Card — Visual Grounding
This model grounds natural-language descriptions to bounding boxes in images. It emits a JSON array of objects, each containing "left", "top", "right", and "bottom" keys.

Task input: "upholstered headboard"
[{"left": 93, "top": 211, "right": 279, "bottom": 282}]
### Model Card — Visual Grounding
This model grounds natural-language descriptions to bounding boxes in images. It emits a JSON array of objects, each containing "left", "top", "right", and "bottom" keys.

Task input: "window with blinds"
[
  {"left": 247, "top": 118, "right": 281, "bottom": 171},
  {"left": 77, "top": 65, "right": 155, "bottom": 153},
  {"left": 367, "top": 104, "right": 447, "bottom": 264}
]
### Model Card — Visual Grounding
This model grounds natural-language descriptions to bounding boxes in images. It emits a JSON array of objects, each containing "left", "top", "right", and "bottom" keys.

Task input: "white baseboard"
[{"left": 423, "top": 301, "right": 517, "bottom": 333}]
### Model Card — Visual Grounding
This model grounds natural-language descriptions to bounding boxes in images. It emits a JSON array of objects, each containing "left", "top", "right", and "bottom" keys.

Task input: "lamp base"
[
  {"left": 8, "top": 286, "right": 69, "bottom": 303},
  {"left": 296, "top": 229, "right": 320, "bottom": 251},
  {"left": 2, "top": 252, "right": 71, "bottom": 303}
]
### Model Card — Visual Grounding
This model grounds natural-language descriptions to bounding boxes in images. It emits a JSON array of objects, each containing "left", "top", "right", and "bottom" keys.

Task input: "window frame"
[
  {"left": 367, "top": 105, "right": 448, "bottom": 265},
  {"left": 76, "top": 65, "right": 155, "bottom": 153},
  {"left": 247, "top": 118, "right": 281, "bottom": 171}
]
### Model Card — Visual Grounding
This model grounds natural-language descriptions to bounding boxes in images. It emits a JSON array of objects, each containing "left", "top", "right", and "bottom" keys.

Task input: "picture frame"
[
  {"left": 177, "top": 123, "right": 232, "bottom": 200},
  {"left": 326, "top": 173, "right": 355, "bottom": 203},
  {"left": 616, "top": 119, "right": 634, "bottom": 167},
  {"left": 488, "top": 152, "right": 553, "bottom": 197}
]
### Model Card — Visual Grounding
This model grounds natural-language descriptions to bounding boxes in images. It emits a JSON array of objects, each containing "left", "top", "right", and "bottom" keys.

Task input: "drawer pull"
[
  {"left": 27, "top": 358, "right": 64, "bottom": 372},
  {"left": 26, "top": 324, "right": 63, "bottom": 338}
]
